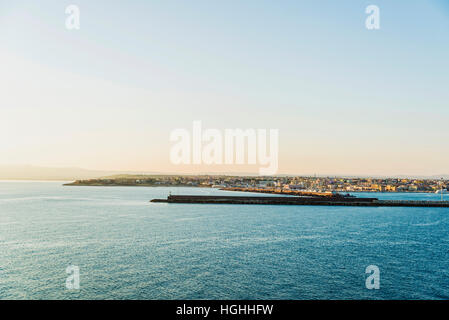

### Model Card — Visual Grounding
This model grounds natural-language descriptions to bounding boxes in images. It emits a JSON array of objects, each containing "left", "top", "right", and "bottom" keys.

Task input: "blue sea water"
[{"left": 0, "top": 181, "right": 448, "bottom": 300}]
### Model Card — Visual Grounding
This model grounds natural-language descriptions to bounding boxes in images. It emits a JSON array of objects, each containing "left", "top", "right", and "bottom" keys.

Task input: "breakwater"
[
  {"left": 151, "top": 195, "right": 449, "bottom": 207},
  {"left": 220, "top": 187, "right": 343, "bottom": 197}
]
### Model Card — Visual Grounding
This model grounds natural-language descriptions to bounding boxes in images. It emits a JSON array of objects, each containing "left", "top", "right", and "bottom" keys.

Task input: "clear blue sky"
[{"left": 1, "top": 1, "right": 448, "bottom": 175}]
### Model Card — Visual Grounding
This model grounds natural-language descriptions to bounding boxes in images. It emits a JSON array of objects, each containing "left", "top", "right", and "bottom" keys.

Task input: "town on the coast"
[{"left": 66, "top": 175, "right": 448, "bottom": 193}]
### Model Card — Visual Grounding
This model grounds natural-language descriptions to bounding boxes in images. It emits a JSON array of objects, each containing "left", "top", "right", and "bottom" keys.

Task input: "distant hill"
[
  {"left": 1, "top": 165, "right": 448, "bottom": 181},
  {"left": 0, "top": 165, "right": 160, "bottom": 181},
  {"left": 0, "top": 165, "right": 260, "bottom": 181}
]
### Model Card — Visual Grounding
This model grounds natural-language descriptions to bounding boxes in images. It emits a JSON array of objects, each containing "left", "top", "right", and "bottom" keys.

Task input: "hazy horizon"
[{"left": 1, "top": 164, "right": 449, "bottom": 181}]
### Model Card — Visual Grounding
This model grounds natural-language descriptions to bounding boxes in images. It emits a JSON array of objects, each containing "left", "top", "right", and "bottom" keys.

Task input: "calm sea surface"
[{"left": 1, "top": 181, "right": 448, "bottom": 299}]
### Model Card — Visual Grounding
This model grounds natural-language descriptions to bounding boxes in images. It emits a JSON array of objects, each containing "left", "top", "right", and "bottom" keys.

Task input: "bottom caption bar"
[{"left": 1, "top": 300, "right": 444, "bottom": 318}]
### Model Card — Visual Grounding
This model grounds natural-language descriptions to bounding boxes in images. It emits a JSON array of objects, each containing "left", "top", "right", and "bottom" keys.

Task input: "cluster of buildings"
[
  {"left": 70, "top": 175, "right": 448, "bottom": 193},
  {"left": 212, "top": 176, "right": 447, "bottom": 193},
  {"left": 275, "top": 177, "right": 447, "bottom": 193}
]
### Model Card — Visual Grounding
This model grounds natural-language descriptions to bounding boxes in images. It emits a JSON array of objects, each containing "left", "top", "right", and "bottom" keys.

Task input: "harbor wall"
[{"left": 151, "top": 195, "right": 449, "bottom": 208}]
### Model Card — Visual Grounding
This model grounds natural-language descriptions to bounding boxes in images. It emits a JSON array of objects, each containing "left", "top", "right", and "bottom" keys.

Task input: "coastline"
[
  {"left": 62, "top": 182, "right": 437, "bottom": 193},
  {"left": 63, "top": 182, "right": 213, "bottom": 188}
]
